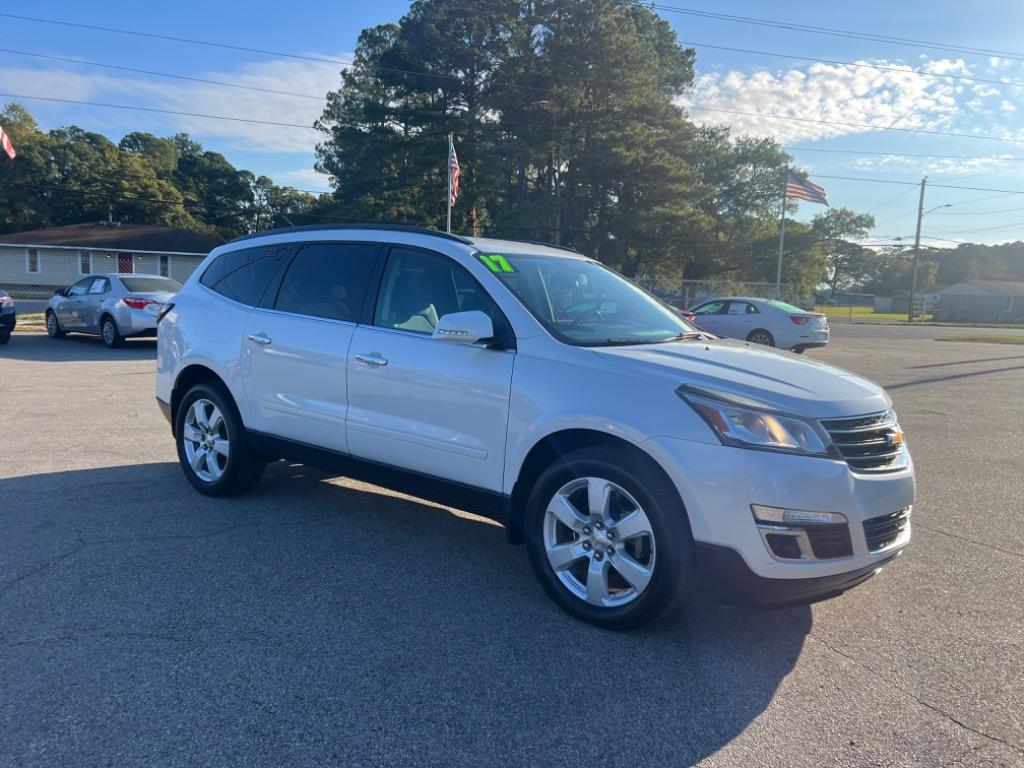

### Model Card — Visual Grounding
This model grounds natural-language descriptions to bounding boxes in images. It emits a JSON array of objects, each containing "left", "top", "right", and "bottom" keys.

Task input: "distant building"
[
  {"left": 0, "top": 222, "right": 222, "bottom": 309},
  {"left": 935, "top": 279, "right": 1024, "bottom": 323}
]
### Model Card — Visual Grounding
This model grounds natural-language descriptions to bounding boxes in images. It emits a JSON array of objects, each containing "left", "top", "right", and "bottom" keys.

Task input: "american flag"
[
  {"left": 448, "top": 136, "right": 460, "bottom": 206},
  {"left": 0, "top": 125, "right": 15, "bottom": 160},
  {"left": 785, "top": 170, "right": 827, "bottom": 205}
]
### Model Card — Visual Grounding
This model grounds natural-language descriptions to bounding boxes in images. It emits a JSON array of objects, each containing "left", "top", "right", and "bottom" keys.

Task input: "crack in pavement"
[
  {"left": 808, "top": 632, "right": 1024, "bottom": 758},
  {"left": 914, "top": 521, "right": 1023, "bottom": 561}
]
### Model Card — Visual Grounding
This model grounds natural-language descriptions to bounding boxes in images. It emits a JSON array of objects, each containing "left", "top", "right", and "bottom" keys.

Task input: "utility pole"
[{"left": 908, "top": 176, "right": 927, "bottom": 323}]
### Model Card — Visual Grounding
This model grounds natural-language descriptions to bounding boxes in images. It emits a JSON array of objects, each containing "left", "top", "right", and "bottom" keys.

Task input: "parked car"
[
  {"left": 47, "top": 274, "right": 181, "bottom": 348},
  {"left": 156, "top": 225, "right": 912, "bottom": 629},
  {"left": 688, "top": 297, "right": 829, "bottom": 352},
  {"left": 0, "top": 290, "right": 15, "bottom": 344}
]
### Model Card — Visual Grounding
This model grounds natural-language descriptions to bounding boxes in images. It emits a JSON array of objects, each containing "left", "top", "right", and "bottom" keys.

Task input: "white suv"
[{"left": 156, "top": 225, "right": 913, "bottom": 629}]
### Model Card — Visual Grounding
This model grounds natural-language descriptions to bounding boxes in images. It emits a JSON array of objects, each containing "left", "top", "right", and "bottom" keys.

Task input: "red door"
[{"left": 118, "top": 252, "right": 134, "bottom": 273}]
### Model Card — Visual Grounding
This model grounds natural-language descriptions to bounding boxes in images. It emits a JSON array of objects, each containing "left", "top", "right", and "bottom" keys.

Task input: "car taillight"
[
  {"left": 790, "top": 316, "right": 810, "bottom": 325},
  {"left": 123, "top": 297, "right": 156, "bottom": 310},
  {"left": 0, "top": 295, "right": 12, "bottom": 308}
]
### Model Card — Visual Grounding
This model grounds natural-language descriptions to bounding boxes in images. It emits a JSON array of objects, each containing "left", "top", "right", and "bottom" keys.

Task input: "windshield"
[
  {"left": 478, "top": 252, "right": 696, "bottom": 346},
  {"left": 120, "top": 276, "right": 182, "bottom": 293}
]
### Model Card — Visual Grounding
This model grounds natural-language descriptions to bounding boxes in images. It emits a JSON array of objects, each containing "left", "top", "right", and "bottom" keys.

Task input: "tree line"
[{"left": 2, "top": 0, "right": 1022, "bottom": 296}]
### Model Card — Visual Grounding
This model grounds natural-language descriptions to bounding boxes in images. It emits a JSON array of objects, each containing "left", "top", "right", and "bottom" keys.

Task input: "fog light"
[
  {"left": 765, "top": 533, "right": 803, "bottom": 560},
  {"left": 751, "top": 504, "right": 847, "bottom": 526}
]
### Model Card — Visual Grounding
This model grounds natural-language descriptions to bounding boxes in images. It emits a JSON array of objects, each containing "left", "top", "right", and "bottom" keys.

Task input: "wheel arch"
[
  {"left": 506, "top": 428, "right": 688, "bottom": 545},
  {"left": 170, "top": 364, "right": 231, "bottom": 438}
]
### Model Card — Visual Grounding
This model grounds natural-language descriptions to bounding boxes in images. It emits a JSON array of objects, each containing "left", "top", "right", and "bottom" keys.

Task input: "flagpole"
[
  {"left": 446, "top": 133, "right": 453, "bottom": 234},
  {"left": 775, "top": 165, "right": 787, "bottom": 300}
]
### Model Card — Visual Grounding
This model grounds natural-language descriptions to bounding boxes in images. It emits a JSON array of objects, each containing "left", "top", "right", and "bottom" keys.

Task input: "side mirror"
[{"left": 432, "top": 310, "right": 494, "bottom": 344}]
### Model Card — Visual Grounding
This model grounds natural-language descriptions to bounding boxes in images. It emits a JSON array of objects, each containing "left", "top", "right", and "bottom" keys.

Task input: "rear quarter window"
[{"left": 200, "top": 246, "right": 290, "bottom": 306}]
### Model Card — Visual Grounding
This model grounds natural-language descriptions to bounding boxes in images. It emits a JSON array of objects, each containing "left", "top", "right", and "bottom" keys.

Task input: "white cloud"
[
  {"left": 0, "top": 54, "right": 349, "bottom": 153},
  {"left": 279, "top": 167, "right": 334, "bottom": 191},
  {"left": 680, "top": 58, "right": 972, "bottom": 143}
]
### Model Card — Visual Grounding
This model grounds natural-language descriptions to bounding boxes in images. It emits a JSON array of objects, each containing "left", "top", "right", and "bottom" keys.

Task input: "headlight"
[{"left": 677, "top": 386, "right": 832, "bottom": 456}]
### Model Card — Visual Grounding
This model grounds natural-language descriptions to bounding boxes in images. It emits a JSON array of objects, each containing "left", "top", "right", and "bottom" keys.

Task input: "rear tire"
[
  {"left": 46, "top": 310, "right": 66, "bottom": 338},
  {"left": 525, "top": 446, "right": 691, "bottom": 630},
  {"left": 175, "top": 383, "right": 265, "bottom": 496},
  {"left": 0, "top": 333, "right": 9, "bottom": 345},
  {"left": 747, "top": 329, "right": 775, "bottom": 347},
  {"left": 101, "top": 315, "right": 124, "bottom": 348}
]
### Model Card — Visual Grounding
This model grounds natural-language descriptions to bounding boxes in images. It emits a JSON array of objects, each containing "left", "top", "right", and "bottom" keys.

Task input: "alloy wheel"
[
  {"left": 181, "top": 398, "right": 230, "bottom": 482},
  {"left": 102, "top": 320, "right": 116, "bottom": 346},
  {"left": 749, "top": 331, "right": 773, "bottom": 346},
  {"left": 543, "top": 476, "right": 656, "bottom": 608},
  {"left": 47, "top": 313, "right": 58, "bottom": 335}
]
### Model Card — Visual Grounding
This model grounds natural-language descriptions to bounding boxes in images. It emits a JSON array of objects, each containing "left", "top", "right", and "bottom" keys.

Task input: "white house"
[{"left": 0, "top": 222, "right": 223, "bottom": 309}]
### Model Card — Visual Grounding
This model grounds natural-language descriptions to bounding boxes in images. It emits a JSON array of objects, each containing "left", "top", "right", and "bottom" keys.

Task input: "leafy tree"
[{"left": 812, "top": 208, "right": 876, "bottom": 295}]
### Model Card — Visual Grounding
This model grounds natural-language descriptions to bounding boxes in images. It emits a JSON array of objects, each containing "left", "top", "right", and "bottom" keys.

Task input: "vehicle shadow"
[
  {"left": 0, "top": 461, "right": 810, "bottom": 767},
  {"left": 1, "top": 332, "right": 157, "bottom": 362}
]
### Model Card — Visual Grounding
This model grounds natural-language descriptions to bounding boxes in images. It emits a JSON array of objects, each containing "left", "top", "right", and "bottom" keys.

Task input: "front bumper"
[
  {"left": 693, "top": 542, "right": 899, "bottom": 608},
  {"left": 640, "top": 435, "right": 914, "bottom": 588}
]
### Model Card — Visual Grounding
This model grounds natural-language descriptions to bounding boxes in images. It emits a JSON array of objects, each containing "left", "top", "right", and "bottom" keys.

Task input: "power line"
[
  {"left": 0, "top": 92, "right": 319, "bottom": 129},
  {"left": 650, "top": 3, "right": 1024, "bottom": 62},
  {"left": 679, "top": 38, "right": 1024, "bottom": 92},
  {"left": 685, "top": 105, "right": 1024, "bottom": 145},
  {"left": 812, "top": 174, "right": 1024, "bottom": 194},
  {"left": 0, "top": 48, "right": 326, "bottom": 100},
  {"left": 782, "top": 146, "right": 1024, "bottom": 162}
]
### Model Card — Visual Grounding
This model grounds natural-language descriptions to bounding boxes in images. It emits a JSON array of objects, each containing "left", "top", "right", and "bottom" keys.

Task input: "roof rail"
[
  {"left": 226, "top": 223, "right": 474, "bottom": 246},
  {"left": 516, "top": 239, "right": 585, "bottom": 255}
]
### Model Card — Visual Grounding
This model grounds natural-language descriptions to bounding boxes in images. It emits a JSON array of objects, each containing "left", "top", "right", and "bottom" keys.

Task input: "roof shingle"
[{"left": 0, "top": 223, "right": 224, "bottom": 254}]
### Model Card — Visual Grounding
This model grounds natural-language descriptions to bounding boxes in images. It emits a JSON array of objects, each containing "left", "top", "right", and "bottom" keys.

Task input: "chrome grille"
[{"left": 821, "top": 410, "right": 906, "bottom": 473}]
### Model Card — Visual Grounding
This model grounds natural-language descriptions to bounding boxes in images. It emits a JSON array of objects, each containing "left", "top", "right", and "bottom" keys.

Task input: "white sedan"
[{"left": 688, "top": 297, "right": 829, "bottom": 353}]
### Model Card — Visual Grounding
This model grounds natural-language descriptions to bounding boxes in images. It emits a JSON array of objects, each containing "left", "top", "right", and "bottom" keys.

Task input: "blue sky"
[{"left": 4, "top": 0, "right": 1024, "bottom": 245}]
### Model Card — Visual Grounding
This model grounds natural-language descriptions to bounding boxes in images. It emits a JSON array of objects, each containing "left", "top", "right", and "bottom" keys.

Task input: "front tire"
[
  {"left": 101, "top": 315, "right": 124, "bottom": 348},
  {"left": 525, "top": 446, "right": 691, "bottom": 630},
  {"left": 175, "top": 383, "right": 265, "bottom": 496},
  {"left": 747, "top": 329, "right": 775, "bottom": 347},
  {"left": 0, "top": 333, "right": 9, "bottom": 345},
  {"left": 46, "top": 310, "right": 66, "bottom": 338}
]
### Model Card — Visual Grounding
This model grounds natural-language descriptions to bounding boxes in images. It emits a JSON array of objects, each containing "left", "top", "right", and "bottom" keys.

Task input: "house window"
[
  {"left": 26, "top": 248, "right": 39, "bottom": 273},
  {"left": 117, "top": 252, "right": 134, "bottom": 274},
  {"left": 159, "top": 254, "right": 170, "bottom": 277},
  {"left": 79, "top": 251, "right": 92, "bottom": 275}
]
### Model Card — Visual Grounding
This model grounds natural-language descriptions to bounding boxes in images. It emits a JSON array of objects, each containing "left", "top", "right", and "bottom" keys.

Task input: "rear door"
[
  {"left": 345, "top": 247, "right": 515, "bottom": 492},
  {"left": 80, "top": 276, "right": 111, "bottom": 332},
  {"left": 241, "top": 241, "right": 380, "bottom": 453}
]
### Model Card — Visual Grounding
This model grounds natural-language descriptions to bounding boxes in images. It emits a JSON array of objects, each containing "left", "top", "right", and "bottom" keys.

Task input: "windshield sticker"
[{"left": 478, "top": 253, "right": 515, "bottom": 273}]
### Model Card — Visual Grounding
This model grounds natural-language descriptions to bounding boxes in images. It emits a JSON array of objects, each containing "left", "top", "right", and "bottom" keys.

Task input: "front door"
[
  {"left": 346, "top": 247, "right": 515, "bottom": 492},
  {"left": 118, "top": 252, "right": 134, "bottom": 273},
  {"left": 59, "top": 278, "right": 92, "bottom": 329},
  {"left": 242, "top": 242, "right": 379, "bottom": 454}
]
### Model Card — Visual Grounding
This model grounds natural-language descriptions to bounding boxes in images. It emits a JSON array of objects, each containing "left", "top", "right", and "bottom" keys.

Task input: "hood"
[{"left": 593, "top": 338, "right": 890, "bottom": 419}]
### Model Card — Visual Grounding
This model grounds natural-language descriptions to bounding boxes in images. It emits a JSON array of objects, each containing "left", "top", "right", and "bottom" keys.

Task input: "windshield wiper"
[{"left": 588, "top": 332, "right": 705, "bottom": 346}]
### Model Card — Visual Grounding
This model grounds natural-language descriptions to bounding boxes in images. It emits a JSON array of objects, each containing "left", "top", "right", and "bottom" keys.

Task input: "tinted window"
[
  {"left": 274, "top": 243, "right": 377, "bottom": 322},
  {"left": 200, "top": 246, "right": 288, "bottom": 306},
  {"left": 693, "top": 300, "right": 727, "bottom": 315},
  {"left": 374, "top": 249, "right": 503, "bottom": 335},
  {"left": 68, "top": 278, "right": 92, "bottom": 297},
  {"left": 120, "top": 276, "right": 182, "bottom": 292}
]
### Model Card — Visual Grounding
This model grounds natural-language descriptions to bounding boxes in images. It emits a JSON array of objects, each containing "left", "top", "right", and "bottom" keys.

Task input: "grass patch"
[
  {"left": 936, "top": 334, "right": 1024, "bottom": 345},
  {"left": 814, "top": 305, "right": 932, "bottom": 322},
  {"left": 12, "top": 312, "right": 46, "bottom": 333}
]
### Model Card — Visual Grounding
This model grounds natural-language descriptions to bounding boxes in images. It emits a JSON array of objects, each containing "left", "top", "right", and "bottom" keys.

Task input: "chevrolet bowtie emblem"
[{"left": 887, "top": 426, "right": 905, "bottom": 448}]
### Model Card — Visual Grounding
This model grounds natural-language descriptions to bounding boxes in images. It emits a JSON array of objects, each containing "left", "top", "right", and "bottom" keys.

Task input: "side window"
[
  {"left": 200, "top": 246, "right": 289, "bottom": 307},
  {"left": 68, "top": 278, "right": 92, "bottom": 297},
  {"left": 374, "top": 249, "right": 502, "bottom": 336},
  {"left": 745, "top": 302, "right": 759, "bottom": 314},
  {"left": 693, "top": 300, "right": 726, "bottom": 315},
  {"left": 88, "top": 278, "right": 108, "bottom": 295},
  {"left": 726, "top": 301, "right": 753, "bottom": 316},
  {"left": 273, "top": 243, "right": 377, "bottom": 322}
]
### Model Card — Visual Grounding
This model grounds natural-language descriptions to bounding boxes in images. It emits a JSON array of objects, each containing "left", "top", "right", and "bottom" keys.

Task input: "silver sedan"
[
  {"left": 687, "top": 296, "right": 829, "bottom": 352},
  {"left": 46, "top": 273, "right": 180, "bottom": 348}
]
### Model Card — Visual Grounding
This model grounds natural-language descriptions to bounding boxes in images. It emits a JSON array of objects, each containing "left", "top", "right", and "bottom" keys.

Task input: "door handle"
[
  {"left": 355, "top": 353, "right": 388, "bottom": 367},
  {"left": 247, "top": 332, "right": 272, "bottom": 345}
]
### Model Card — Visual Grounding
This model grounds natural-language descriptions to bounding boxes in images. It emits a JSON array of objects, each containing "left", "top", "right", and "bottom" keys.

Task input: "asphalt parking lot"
[{"left": 1, "top": 327, "right": 1022, "bottom": 767}]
